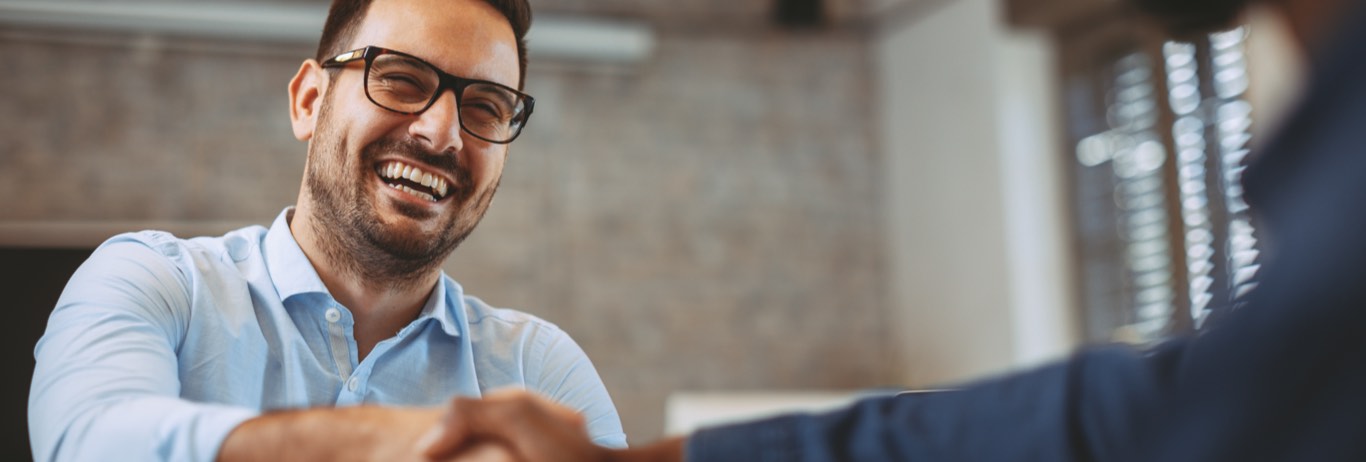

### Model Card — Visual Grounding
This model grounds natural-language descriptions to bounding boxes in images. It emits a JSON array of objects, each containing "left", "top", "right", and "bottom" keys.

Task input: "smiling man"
[{"left": 27, "top": 0, "right": 625, "bottom": 460}]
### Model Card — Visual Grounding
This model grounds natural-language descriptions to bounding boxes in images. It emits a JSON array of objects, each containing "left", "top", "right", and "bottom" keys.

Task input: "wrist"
[{"left": 607, "top": 436, "right": 687, "bottom": 462}]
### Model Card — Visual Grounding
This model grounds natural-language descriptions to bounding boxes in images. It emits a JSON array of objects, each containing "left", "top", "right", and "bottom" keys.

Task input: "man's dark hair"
[
  {"left": 315, "top": 0, "right": 532, "bottom": 89},
  {"left": 1129, "top": 0, "right": 1259, "bottom": 38}
]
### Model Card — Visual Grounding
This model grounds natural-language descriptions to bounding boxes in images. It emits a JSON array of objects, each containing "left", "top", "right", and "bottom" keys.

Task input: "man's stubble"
[{"left": 302, "top": 90, "right": 501, "bottom": 293}]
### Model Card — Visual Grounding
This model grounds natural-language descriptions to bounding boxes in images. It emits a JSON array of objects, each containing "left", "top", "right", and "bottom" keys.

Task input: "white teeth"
[
  {"left": 397, "top": 185, "right": 437, "bottom": 202},
  {"left": 379, "top": 161, "right": 448, "bottom": 200}
]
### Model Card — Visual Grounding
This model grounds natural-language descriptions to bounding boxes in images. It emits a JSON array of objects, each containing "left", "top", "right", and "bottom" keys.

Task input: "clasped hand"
[{"left": 417, "top": 389, "right": 613, "bottom": 462}]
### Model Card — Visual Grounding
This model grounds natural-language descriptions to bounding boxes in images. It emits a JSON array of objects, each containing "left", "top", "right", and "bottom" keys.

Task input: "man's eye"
[
  {"left": 376, "top": 73, "right": 428, "bottom": 92},
  {"left": 462, "top": 100, "right": 507, "bottom": 119}
]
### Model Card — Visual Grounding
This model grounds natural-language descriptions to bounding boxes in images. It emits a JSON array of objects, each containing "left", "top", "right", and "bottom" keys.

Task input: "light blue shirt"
[{"left": 29, "top": 208, "right": 626, "bottom": 461}]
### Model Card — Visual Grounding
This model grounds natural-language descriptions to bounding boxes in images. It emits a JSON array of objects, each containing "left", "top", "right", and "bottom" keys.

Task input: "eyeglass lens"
[{"left": 366, "top": 53, "right": 527, "bottom": 142}]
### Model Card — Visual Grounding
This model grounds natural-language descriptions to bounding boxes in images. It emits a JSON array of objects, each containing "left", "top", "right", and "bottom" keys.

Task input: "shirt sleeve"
[
  {"left": 29, "top": 236, "right": 259, "bottom": 462},
  {"left": 525, "top": 325, "right": 628, "bottom": 448}
]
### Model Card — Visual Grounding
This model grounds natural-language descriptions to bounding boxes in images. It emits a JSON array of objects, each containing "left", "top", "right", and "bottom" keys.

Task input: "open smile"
[{"left": 375, "top": 160, "right": 451, "bottom": 203}]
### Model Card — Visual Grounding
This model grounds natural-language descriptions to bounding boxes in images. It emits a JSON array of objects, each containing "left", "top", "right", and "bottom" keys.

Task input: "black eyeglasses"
[{"left": 321, "top": 46, "right": 535, "bottom": 144}]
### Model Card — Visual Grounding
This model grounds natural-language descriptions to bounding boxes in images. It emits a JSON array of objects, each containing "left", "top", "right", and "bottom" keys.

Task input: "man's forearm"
[{"left": 217, "top": 405, "right": 441, "bottom": 462}]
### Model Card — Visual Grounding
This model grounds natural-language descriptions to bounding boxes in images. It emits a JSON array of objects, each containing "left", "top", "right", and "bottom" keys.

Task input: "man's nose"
[{"left": 408, "top": 90, "right": 464, "bottom": 154}]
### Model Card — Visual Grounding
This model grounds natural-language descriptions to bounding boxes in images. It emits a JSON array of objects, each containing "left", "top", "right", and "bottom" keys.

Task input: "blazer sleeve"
[{"left": 687, "top": 263, "right": 1366, "bottom": 461}]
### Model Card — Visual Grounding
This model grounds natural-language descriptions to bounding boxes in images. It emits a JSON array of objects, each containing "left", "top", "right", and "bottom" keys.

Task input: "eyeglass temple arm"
[{"left": 321, "top": 49, "right": 367, "bottom": 67}]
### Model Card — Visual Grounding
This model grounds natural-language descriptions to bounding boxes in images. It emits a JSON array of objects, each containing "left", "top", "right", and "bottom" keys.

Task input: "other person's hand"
[{"left": 420, "top": 388, "right": 606, "bottom": 461}]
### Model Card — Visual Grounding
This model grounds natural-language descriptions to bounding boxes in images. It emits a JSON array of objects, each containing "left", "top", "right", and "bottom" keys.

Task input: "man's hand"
[
  {"left": 419, "top": 389, "right": 686, "bottom": 462},
  {"left": 420, "top": 389, "right": 604, "bottom": 461}
]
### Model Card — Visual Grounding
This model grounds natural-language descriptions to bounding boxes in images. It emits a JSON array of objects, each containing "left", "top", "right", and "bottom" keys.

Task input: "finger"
[
  {"left": 489, "top": 389, "right": 590, "bottom": 437},
  {"left": 477, "top": 391, "right": 600, "bottom": 460},
  {"left": 444, "top": 440, "right": 519, "bottom": 462},
  {"left": 421, "top": 397, "right": 477, "bottom": 457},
  {"left": 426, "top": 389, "right": 600, "bottom": 461},
  {"left": 423, "top": 392, "right": 542, "bottom": 458},
  {"left": 547, "top": 402, "right": 587, "bottom": 430},
  {"left": 487, "top": 389, "right": 583, "bottom": 430},
  {"left": 417, "top": 424, "right": 451, "bottom": 457}
]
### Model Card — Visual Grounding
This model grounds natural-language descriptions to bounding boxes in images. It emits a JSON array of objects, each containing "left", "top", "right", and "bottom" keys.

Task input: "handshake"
[
  {"left": 421, "top": 389, "right": 612, "bottom": 462},
  {"left": 417, "top": 390, "right": 684, "bottom": 462},
  {"left": 217, "top": 389, "right": 685, "bottom": 462}
]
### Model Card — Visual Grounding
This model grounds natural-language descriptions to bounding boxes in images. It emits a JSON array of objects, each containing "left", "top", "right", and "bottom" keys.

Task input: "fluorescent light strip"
[{"left": 0, "top": 1, "right": 653, "bottom": 63}]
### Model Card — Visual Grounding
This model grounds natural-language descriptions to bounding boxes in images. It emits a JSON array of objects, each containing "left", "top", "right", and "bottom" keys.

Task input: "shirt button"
[
  {"left": 325, "top": 308, "right": 341, "bottom": 323},
  {"left": 347, "top": 376, "right": 360, "bottom": 392}
]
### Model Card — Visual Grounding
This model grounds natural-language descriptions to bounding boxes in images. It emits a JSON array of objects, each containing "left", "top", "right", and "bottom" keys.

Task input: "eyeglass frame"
[{"left": 319, "top": 45, "right": 536, "bottom": 144}]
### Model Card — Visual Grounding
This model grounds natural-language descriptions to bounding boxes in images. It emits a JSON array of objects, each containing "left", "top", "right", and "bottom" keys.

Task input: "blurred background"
[{"left": 0, "top": 0, "right": 1303, "bottom": 455}]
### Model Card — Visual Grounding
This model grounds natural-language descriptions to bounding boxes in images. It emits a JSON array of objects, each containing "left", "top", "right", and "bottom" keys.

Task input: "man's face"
[
  {"left": 1128, "top": 0, "right": 1262, "bottom": 37},
  {"left": 301, "top": 0, "right": 521, "bottom": 278}
]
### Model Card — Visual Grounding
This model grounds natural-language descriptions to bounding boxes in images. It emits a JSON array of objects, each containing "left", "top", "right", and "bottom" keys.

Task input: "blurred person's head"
[
  {"left": 286, "top": 0, "right": 532, "bottom": 291},
  {"left": 1128, "top": 0, "right": 1263, "bottom": 38},
  {"left": 1130, "top": 0, "right": 1353, "bottom": 53}
]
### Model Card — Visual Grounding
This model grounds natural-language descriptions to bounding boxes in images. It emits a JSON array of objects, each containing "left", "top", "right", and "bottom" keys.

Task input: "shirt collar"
[
  {"left": 420, "top": 276, "right": 464, "bottom": 338},
  {"left": 263, "top": 207, "right": 331, "bottom": 302},
  {"left": 263, "top": 207, "right": 464, "bottom": 338}
]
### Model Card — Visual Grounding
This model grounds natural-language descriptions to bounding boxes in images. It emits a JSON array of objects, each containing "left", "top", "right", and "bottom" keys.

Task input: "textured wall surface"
[
  {"left": 0, "top": 38, "right": 305, "bottom": 221},
  {"left": 0, "top": 5, "right": 892, "bottom": 442}
]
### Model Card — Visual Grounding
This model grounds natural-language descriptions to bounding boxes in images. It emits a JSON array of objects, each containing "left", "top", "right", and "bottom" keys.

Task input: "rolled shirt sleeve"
[
  {"left": 29, "top": 237, "right": 258, "bottom": 462},
  {"left": 527, "top": 324, "right": 628, "bottom": 448}
]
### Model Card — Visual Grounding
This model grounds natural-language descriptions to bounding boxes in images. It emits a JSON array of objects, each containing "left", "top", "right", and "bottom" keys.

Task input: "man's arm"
[
  {"left": 29, "top": 238, "right": 258, "bottom": 461},
  {"left": 29, "top": 238, "right": 466, "bottom": 462},
  {"left": 422, "top": 263, "right": 1366, "bottom": 462},
  {"left": 216, "top": 406, "right": 444, "bottom": 461}
]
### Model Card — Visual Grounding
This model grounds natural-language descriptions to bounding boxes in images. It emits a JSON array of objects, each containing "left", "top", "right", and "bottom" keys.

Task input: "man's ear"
[{"left": 288, "top": 59, "right": 326, "bottom": 141}]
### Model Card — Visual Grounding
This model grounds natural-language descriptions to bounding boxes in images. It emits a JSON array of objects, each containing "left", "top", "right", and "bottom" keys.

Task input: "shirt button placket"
[{"left": 324, "top": 306, "right": 355, "bottom": 391}]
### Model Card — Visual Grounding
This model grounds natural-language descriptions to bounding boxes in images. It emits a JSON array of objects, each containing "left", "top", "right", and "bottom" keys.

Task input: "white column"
[{"left": 878, "top": 0, "right": 1077, "bottom": 386}]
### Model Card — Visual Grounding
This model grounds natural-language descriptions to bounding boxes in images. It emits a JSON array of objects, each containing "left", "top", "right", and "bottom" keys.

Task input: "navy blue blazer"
[{"left": 687, "top": 4, "right": 1366, "bottom": 461}]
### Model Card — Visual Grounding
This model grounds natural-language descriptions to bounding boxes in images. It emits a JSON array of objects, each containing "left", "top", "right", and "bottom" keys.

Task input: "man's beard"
[
  {"left": 303, "top": 100, "right": 500, "bottom": 291},
  {"left": 1129, "top": 0, "right": 1262, "bottom": 38}
]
